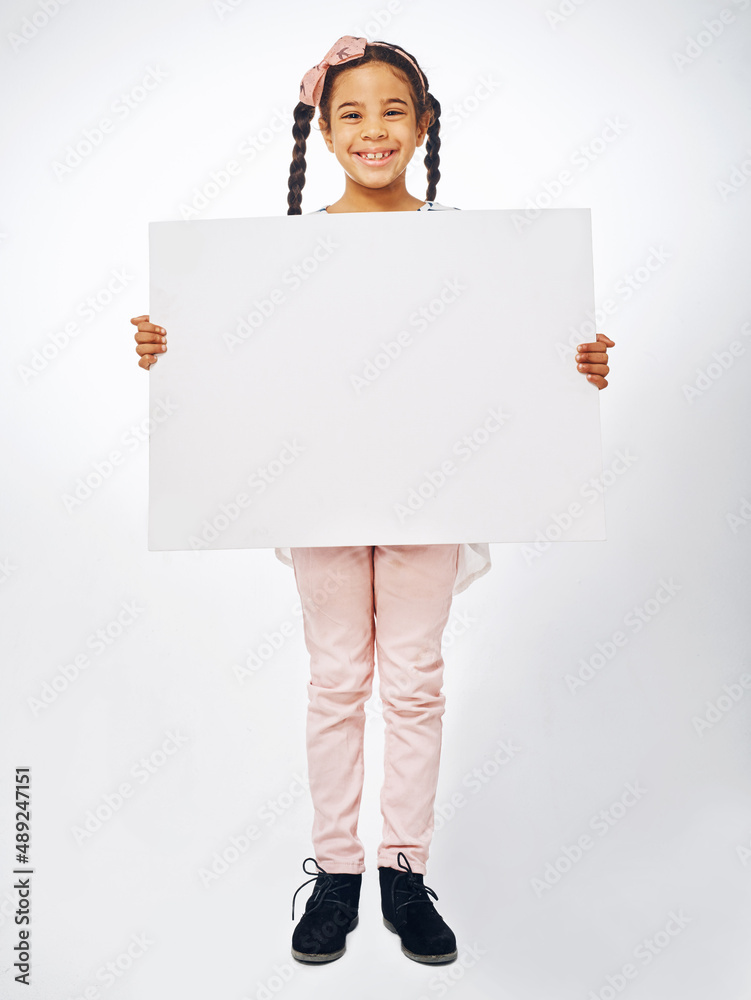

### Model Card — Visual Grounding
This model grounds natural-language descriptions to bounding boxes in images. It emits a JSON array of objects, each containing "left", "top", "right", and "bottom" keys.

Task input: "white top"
[{"left": 273, "top": 200, "right": 492, "bottom": 597}]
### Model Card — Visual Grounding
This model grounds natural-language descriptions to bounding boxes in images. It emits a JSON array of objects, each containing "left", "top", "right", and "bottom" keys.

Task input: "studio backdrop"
[{"left": 2, "top": 1, "right": 750, "bottom": 999}]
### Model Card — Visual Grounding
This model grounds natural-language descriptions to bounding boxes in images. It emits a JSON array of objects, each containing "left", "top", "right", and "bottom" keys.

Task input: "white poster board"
[{"left": 148, "top": 208, "right": 604, "bottom": 550}]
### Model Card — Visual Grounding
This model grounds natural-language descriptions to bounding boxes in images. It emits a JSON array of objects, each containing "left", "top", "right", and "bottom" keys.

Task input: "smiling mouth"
[{"left": 354, "top": 150, "right": 396, "bottom": 161}]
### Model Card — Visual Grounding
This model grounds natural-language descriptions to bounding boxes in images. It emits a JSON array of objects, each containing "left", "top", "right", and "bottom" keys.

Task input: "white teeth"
[{"left": 361, "top": 151, "right": 391, "bottom": 159}]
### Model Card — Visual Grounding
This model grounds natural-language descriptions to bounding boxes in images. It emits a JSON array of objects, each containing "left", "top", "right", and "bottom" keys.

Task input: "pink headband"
[{"left": 299, "top": 35, "right": 425, "bottom": 108}]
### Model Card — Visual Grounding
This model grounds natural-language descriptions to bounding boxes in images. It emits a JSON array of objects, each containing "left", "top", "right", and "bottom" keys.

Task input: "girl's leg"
[
  {"left": 373, "top": 544, "right": 460, "bottom": 875},
  {"left": 290, "top": 546, "right": 376, "bottom": 874}
]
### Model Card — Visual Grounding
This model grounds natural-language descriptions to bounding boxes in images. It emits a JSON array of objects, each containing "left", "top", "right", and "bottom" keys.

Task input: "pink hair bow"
[
  {"left": 299, "top": 35, "right": 368, "bottom": 108},
  {"left": 299, "top": 36, "right": 427, "bottom": 108}
]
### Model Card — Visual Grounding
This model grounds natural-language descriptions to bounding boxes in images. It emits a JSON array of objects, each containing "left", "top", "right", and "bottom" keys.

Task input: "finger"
[
  {"left": 136, "top": 341, "right": 167, "bottom": 357},
  {"left": 586, "top": 374, "right": 608, "bottom": 389},
  {"left": 575, "top": 350, "right": 608, "bottom": 363},
  {"left": 134, "top": 330, "right": 167, "bottom": 346},
  {"left": 138, "top": 354, "right": 158, "bottom": 370},
  {"left": 130, "top": 314, "right": 150, "bottom": 325},
  {"left": 577, "top": 335, "right": 614, "bottom": 351},
  {"left": 578, "top": 363, "right": 609, "bottom": 376},
  {"left": 132, "top": 320, "right": 166, "bottom": 340}
]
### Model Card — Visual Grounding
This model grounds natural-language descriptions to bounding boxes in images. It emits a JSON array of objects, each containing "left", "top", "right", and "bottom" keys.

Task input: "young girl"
[{"left": 131, "top": 35, "right": 614, "bottom": 968}]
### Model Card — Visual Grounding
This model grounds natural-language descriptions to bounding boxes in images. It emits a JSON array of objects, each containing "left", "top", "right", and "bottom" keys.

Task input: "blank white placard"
[{"left": 148, "top": 208, "right": 604, "bottom": 550}]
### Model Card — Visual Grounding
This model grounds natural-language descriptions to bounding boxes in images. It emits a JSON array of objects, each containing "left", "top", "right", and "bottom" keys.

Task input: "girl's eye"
[{"left": 341, "top": 110, "right": 405, "bottom": 120}]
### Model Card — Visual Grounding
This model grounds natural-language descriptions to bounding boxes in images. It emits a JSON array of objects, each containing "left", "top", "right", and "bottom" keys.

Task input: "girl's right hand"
[{"left": 131, "top": 314, "right": 167, "bottom": 370}]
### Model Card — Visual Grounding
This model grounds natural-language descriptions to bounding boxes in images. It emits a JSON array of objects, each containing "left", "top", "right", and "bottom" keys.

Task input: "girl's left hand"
[{"left": 576, "top": 333, "right": 615, "bottom": 389}]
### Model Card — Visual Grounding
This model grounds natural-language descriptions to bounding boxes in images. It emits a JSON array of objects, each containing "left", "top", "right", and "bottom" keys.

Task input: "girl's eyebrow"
[{"left": 335, "top": 98, "right": 409, "bottom": 112}]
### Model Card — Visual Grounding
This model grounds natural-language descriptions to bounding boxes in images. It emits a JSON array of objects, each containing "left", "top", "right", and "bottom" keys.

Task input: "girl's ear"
[
  {"left": 415, "top": 111, "right": 430, "bottom": 147},
  {"left": 319, "top": 116, "right": 334, "bottom": 152}
]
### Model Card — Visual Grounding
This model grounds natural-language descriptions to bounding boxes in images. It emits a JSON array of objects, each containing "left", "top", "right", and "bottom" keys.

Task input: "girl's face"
[{"left": 320, "top": 63, "right": 428, "bottom": 195}]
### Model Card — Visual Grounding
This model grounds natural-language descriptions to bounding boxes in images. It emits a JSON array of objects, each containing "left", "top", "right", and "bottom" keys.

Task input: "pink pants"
[{"left": 290, "top": 544, "right": 460, "bottom": 875}]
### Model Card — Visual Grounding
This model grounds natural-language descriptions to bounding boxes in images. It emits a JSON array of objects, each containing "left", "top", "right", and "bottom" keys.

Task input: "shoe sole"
[
  {"left": 383, "top": 917, "right": 458, "bottom": 964},
  {"left": 291, "top": 915, "right": 359, "bottom": 964}
]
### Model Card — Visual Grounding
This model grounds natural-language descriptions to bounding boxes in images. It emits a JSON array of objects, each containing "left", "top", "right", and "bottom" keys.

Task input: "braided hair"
[{"left": 286, "top": 40, "right": 441, "bottom": 215}]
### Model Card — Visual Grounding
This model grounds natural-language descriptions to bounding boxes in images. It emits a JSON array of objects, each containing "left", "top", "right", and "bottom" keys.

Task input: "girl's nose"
[{"left": 360, "top": 118, "right": 386, "bottom": 138}]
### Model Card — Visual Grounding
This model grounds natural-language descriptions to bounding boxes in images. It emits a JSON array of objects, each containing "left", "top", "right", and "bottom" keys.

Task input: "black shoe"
[
  {"left": 291, "top": 858, "right": 361, "bottom": 964},
  {"left": 379, "top": 851, "right": 458, "bottom": 964}
]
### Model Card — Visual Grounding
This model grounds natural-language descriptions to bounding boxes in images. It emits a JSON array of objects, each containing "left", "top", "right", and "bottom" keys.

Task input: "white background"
[{"left": 2, "top": 1, "right": 750, "bottom": 998}]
